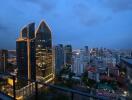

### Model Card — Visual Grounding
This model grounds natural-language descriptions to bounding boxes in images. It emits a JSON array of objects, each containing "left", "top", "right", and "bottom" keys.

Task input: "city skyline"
[
  {"left": 0, "top": 1, "right": 132, "bottom": 99},
  {"left": 0, "top": 0, "right": 132, "bottom": 49}
]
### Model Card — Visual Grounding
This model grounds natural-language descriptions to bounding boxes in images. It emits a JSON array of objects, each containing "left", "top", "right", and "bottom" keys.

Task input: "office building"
[
  {"left": 54, "top": 44, "right": 64, "bottom": 75},
  {"left": 84, "top": 46, "right": 89, "bottom": 55},
  {"left": 84, "top": 46, "right": 90, "bottom": 65},
  {"left": 0, "top": 49, "right": 8, "bottom": 73},
  {"left": 121, "top": 58, "right": 132, "bottom": 98},
  {"left": 35, "top": 21, "right": 54, "bottom": 83},
  {"left": 16, "top": 23, "right": 36, "bottom": 81},
  {"left": 21, "top": 23, "right": 35, "bottom": 39},
  {"left": 64, "top": 45, "right": 72, "bottom": 66},
  {"left": 72, "top": 52, "right": 84, "bottom": 76},
  {"left": 72, "top": 47, "right": 89, "bottom": 76}
]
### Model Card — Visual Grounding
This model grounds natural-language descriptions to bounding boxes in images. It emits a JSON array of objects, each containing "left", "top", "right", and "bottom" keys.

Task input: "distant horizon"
[{"left": 1, "top": 45, "right": 132, "bottom": 51}]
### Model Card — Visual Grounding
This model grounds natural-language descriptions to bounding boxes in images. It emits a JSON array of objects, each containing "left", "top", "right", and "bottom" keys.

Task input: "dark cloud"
[
  {"left": 102, "top": 0, "right": 132, "bottom": 12},
  {"left": 0, "top": 25, "right": 7, "bottom": 31},
  {"left": 0, "top": 22, "right": 15, "bottom": 49},
  {"left": 0, "top": 22, "right": 10, "bottom": 33},
  {"left": 21, "top": 0, "right": 57, "bottom": 12},
  {"left": 114, "top": 34, "right": 132, "bottom": 49},
  {"left": 73, "top": 1, "right": 112, "bottom": 26},
  {"left": 0, "top": 0, "right": 131, "bottom": 49},
  {"left": 79, "top": 15, "right": 102, "bottom": 26}
]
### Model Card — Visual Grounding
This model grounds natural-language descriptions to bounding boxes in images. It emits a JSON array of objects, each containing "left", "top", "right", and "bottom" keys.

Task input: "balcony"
[{"left": 0, "top": 72, "right": 107, "bottom": 100}]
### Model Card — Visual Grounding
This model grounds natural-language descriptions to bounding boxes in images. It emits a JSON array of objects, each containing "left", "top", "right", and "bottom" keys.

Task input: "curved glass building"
[
  {"left": 35, "top": 21, "right": 54, "bottom": 83},
  {"left": 16, "top": 23, "right": 36, "bottom": 82}
]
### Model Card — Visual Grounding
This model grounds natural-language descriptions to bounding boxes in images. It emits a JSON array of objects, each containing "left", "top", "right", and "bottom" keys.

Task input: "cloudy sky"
[{"left": 0, "top": 0, "right": 132, "bottom": 49}]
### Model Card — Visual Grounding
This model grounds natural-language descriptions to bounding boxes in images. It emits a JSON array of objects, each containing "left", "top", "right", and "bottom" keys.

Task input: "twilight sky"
[{"left": 0, "top": 0, "right": 132, "bottom": 49}]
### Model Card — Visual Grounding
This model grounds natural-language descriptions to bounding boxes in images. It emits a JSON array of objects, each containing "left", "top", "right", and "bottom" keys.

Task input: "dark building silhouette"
[
  {"left": 16, "top": 23, "right": 36, "bottom": 81},
  {"left": 64, "top": 45, "right": 72, "bottom": 66},
  {"left": 21, "top": 23, "right": 35, "bottom": 39},
  {"left": 84, "top": 46, "right": 90, "bottom": 63},
  {"left": 35, "top": 21, "right": 54, "bottom": 83},
  {"left": 0, "top": 49, "right": 8, "bottom": 73},
  {"left": 54, "top": 44, "right": 64, "bottom": 75},
  {"left": 84, "top": 46, "right": 89, "bottom": 55}
]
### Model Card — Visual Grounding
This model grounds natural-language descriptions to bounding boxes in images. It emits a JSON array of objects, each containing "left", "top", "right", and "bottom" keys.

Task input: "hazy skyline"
[{"left": 0, "top": 0, "right": 132, "bottom": 49}]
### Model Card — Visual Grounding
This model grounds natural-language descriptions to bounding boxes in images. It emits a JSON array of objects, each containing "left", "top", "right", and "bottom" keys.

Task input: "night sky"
[{"left": 0, "top": 0, "right": 132, "bottom": 49}]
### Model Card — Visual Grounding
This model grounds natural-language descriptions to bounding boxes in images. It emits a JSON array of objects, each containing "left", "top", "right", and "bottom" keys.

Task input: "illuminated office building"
[
  {"left": 35, "top": 21, "right": 54, "bottom": 83},
  {"left": 16, "top": 23, "right": 36, "bottom": 81}
]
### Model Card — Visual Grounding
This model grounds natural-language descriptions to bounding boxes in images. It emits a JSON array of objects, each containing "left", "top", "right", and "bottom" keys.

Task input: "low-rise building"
[{"left": 121, "top": 58, "right": 132, "bottom": 99}]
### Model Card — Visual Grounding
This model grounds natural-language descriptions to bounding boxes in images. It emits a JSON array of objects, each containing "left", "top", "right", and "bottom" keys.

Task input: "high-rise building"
[
  {"left": 84, "top": 46, "right": 89, "bottom": 55},
  {"left": 16, "top": 23, "right": 36, "bottom": 81},
  {"left": 21, "top": 23, "right": 35, "bottom": 39},
  {"left": 54, "top": 44, "right": 64, "bottom": 75},
  {"left": 64, "top": 45, "right": 72, "bottom": 66},
  {"left": 72, "top": 52, "right": 84, "bottom": 76},
  {"left": 84, "top": 46, "right": 90, "bottom": 63},
  {"left": 35, "top": 21, "right": 54, "bottom": 83},
  {"left": 72, "top": 47, "right": 90, "bottom": 76},
  {"left": 0, "top": 49, "right": 8, "bottom": 73},
  {"left": 72, "top": 48, "right": 89, "bottom": 76}
]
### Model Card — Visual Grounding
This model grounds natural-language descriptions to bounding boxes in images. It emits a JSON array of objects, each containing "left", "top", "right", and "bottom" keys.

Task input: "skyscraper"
[
  {"left": 64, "top": 45, "right": 72, "bottom": 66},
  {"left": 84, "top": 46, "right": 89, "bottom": 55},
  {"left": 84, "top": 46, "right": 90, "bottom": 63},
  {"left": 54, "top": 44, "right": 64, "bottom": 75},
  {"left": 21, "top": 23, "right": 35, "bottom": 39},
  {"left": 35, "top": 21, "right": 54, "bottom": 83},
  {"left": 72, "top": 52, "right": 84, "bottom": 76},
  {"left": 16, "top": 23, "right": 36, "bottom": 81},
  {"left": 0, "top": 49, "right": 8, "bottom": 73}
]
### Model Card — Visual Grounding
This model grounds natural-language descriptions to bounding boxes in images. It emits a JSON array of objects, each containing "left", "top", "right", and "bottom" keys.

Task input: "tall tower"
[
  {"left": 64, "top": 45, "right": 72, "bottom": 66},
  {"left": 0, "top": 49, "right": 8, "bottom": 73},
  {"left": 54, "top": 44, "right": 64, "bottom": 75},
  {"left": 35, "top": 21, "right": 54, "bottom": 83},
  {"left": 16, "top": 23, "right": 36, "bottom": 82},
  {"left": 84, "top": 46, "right": 90, "bottom": 63}
]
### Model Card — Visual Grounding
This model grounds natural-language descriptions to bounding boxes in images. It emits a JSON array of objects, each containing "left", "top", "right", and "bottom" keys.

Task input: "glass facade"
[
  {"left": 64, "top": 45, "right": 72, "bottom": 65},
  {"left": 0, "top": 49, "right": 8, "bottom": 73},
  {"left": 21, "top": 27, "right": 27, "bottom": 38},
  {"left": 28, "top": 23, "right": 35, "bottom": 39},
  {"left": 35, "top": 21, "right": 54, "bottom": 83},
  {"left": 21, "top": 23, "right": 35, "bottom": 39},
  {"left": 16, "top": 40, "right": 28, "bottom": 79},
  {"left": 30, "top": 39, "right": 36, "bottom": 80},
  {"left": 54, "top": 44, "right": 64, "bottom": 75},
  {"left": 16, "top": 23, "right": 36, "bottom": 82}
]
